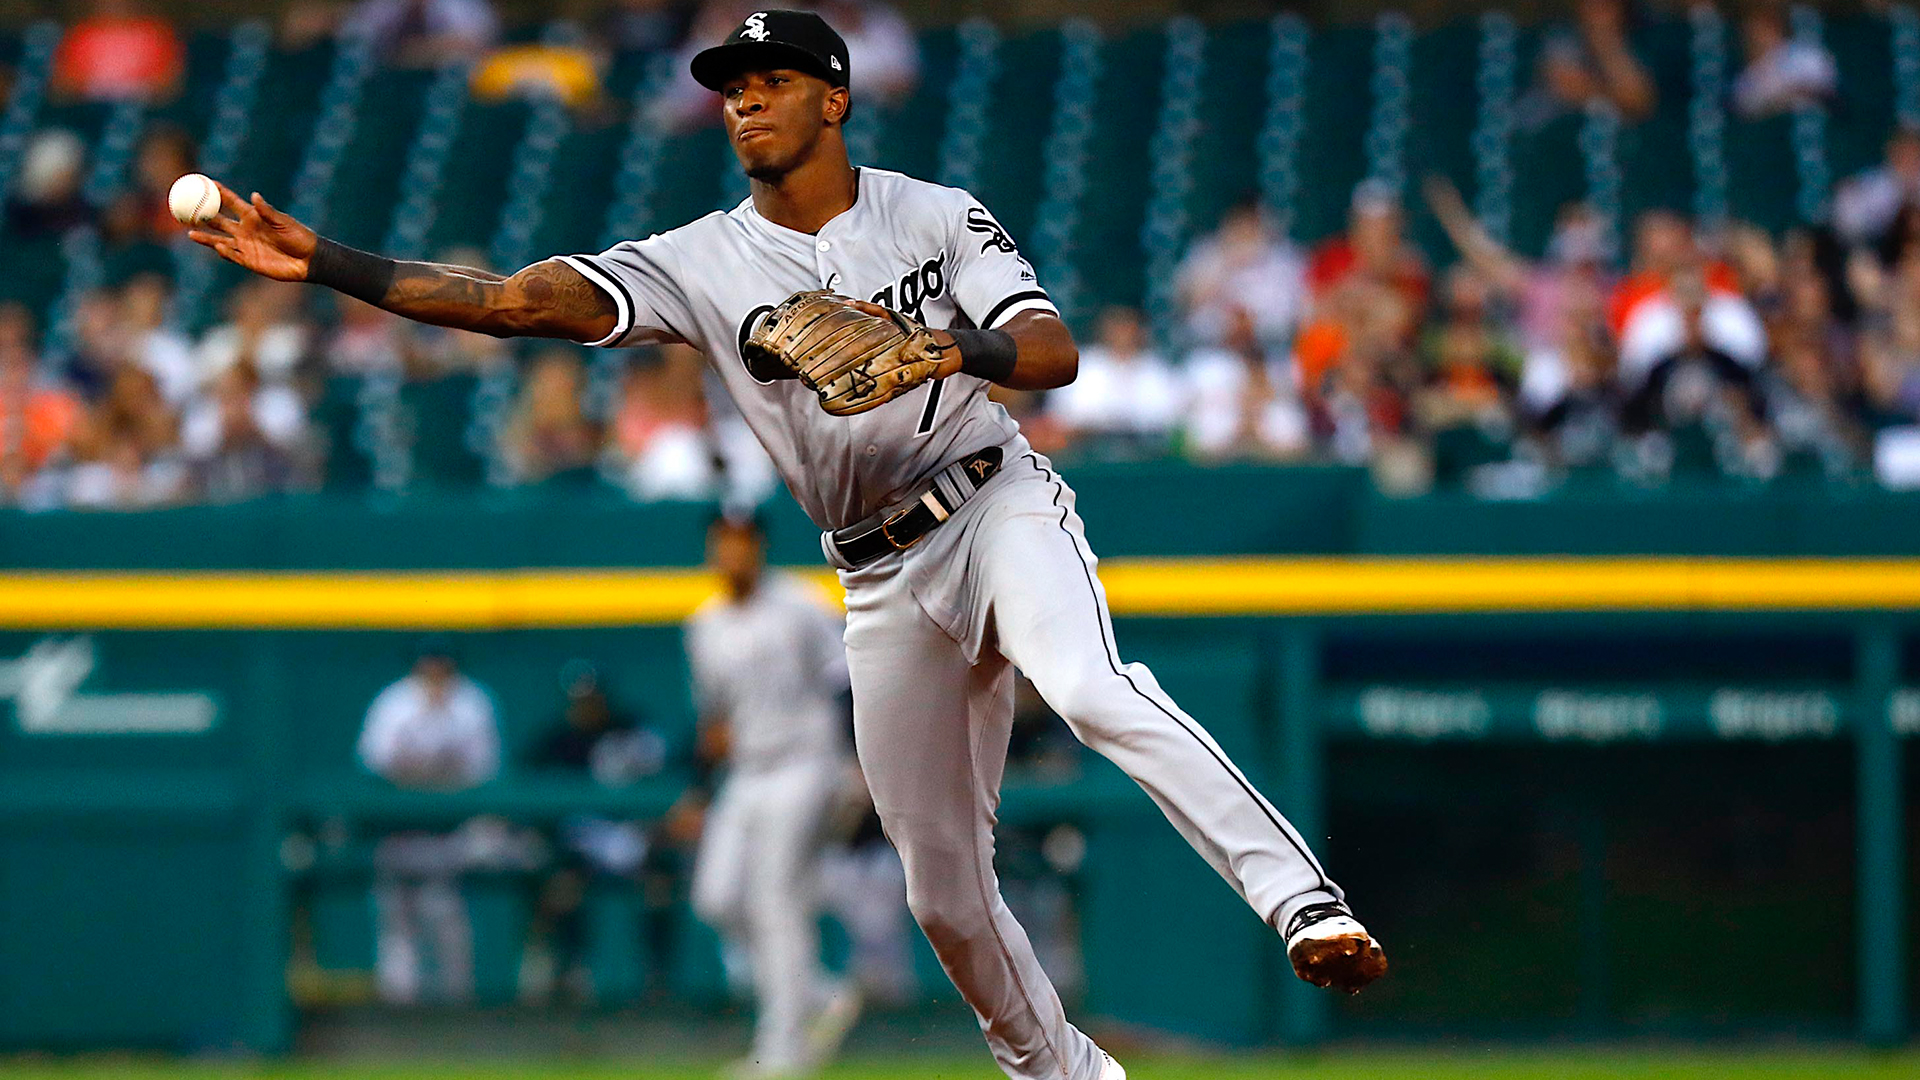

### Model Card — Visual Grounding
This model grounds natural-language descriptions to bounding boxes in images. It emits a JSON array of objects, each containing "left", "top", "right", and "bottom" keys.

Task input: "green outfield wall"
[{"left": 3, "top": 465, "right": 1919, "bottom": 1052}]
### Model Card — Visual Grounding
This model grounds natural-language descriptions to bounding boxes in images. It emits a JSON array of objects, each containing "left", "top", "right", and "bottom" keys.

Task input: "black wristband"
[
  {"left": 948, "top": 327, "right": 1018, "bottom": 384},
  {"left": 307, "top": 236, "right": 397, "bottom": 305}
]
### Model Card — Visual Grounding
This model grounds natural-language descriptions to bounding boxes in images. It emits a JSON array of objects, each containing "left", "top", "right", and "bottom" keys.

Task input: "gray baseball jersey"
[
  {"left": 563, "top": 168, "right": 1347, "bottom": 1080},
  {"left": 684, "top": 572, "right": 849, "bottom": 772},
  {"left": 556, "top": 167, "right": 1053, "bottom": 529}
]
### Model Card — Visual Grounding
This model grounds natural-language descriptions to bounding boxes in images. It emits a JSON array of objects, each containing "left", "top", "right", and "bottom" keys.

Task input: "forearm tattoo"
[{"left": 372, "top": 258, "right": 614, "bottom": 341}]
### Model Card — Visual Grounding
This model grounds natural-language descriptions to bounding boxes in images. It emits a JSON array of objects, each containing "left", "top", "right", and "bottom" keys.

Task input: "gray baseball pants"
[{"left": 834, "top": 451, "right": 1343, "bottom": 1080}]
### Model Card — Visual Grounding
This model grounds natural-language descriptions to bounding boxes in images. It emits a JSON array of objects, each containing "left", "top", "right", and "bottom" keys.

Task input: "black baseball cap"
[{"left": 691, "top": 9, "right": 851, "bottom": 92}]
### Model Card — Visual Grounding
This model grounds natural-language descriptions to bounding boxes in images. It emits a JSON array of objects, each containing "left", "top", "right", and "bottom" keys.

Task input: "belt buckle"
[{"left": 879, "top": 506, "right": 922, "bottom": 551}]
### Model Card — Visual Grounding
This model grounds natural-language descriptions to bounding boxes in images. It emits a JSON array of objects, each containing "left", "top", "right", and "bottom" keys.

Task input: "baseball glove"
[{"left": 741, "top": 290, "right": 950, "bottom": 416}]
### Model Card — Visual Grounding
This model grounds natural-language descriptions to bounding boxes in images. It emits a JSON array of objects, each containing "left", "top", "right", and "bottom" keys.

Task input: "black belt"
[{"left": 830, "top": 447, "right": 1004, "bottom": 568}]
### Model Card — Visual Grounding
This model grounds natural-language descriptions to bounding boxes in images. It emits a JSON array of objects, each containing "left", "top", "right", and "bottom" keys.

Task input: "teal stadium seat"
[
  {"left": 425, "top": 101, "right": 531, "bottom": 258},
  {"left": 1407, "top": 18, "right": 1482, "bottom": 263},
  {"left": 1185, "top": 20, "right": 1268, "bottom": 238},
  {"left": 1826, "top": 13, "right": 1897, "bottom": 185},
  {"left": 322, "top": 68, "right": 435, "bottom": 253},
  {"left": 1616, "top": 17, "right": 1694, "bottom": 229},
  {"left": 1294, "top": 23, "right": 1373, "bottom": 246},
  {"left": 970, "top": 27, "right": 1060, "bottom": 249},
  {"left": 1075, "top": 26, "right": 1165, "bottom": 312},
  {"left": 870, "top": 26, "right": 955, "bottom": 185}
]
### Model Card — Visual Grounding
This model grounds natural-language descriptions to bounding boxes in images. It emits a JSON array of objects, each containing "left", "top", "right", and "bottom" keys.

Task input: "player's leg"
[
  {"left": 691, "top": 779, "right": 757, "bottom": 997},
  {"left": 418, "top": 870, "right": 474, "bottom": 1003},
  {"left": 371, "top": 875, "right": 422, "bottom": 1005},
  {"left": 976, "top": 457, "right": 1383, "bottom": 989},
  {"left": 844, "top": 564, "right": 1105, "bottom": 1080},
  {"left": 371, "top": 834, "right": 430, "bottom": 1004},
  {"left": 742, "top": 759, "right": 842, "bottom": 1069}
]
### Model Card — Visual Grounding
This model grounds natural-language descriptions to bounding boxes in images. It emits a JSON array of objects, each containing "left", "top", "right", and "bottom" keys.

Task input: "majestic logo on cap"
[{"left": 741, "top": 12, "right": 769, "bottom": 40}]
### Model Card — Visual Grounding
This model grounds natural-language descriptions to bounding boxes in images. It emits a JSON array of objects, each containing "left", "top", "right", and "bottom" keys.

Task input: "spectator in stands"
[
  {"left": 1416, "top": 266, "right": 1521, "bottom": 439},
  {"left": 1175, "top": 196, "right": 1307, "bottom": 351},
  {"left": 0, "top": 306, "right": 79, "bottom": 499},
  {"left": 1835, "top": 128, "right": 1920, "bottom": 250},
  {"left": 1042, "top": 307, "right": 1183, "bottom": 458},
  {"left": 5, "top": 129, "right": 93, "bottom": 240},
  {"left": 1183, "top": 306, "right": 1311, "bottom": 462},
  {"left": 121, "top": 273, "right": 197, "bottom": 407},
  {"left": 1518, "top": 291, "right": 1620, "bottom": 473},
  {"left": 499, "top": 348, "right": 600, "bottom": 484},
  {"left": 1609, "top": 210, "right": 1741, "bottom": 337},
  {"left": 1307, "top": 182, "right": 1431, "bottom": 331},
  {"left": 64, "top": 289, "right": 129, "bottom": 403},
  {"left": 344, "top": 0, "right": 501, "bottom": 68},
  {"left": 1618, "top": 267, "right": 1774, "bottom": 478},
  {"left": 519, "top": 662, "right": 667, "bottom": 1004},
  {"left": 1619, "top": 252, "right": 1769, "bottom": 391},
  {"left": 195, "top": 280, "right": 314, "bottom": 389},
  {"left": 180, "top": 361, "right": 312, "bottom": 501},
  {"left": 1517, "top": 0, "right": 1656, "bottom": 128},
  {"left": 61, "top": 366, "right": 183, "bottom": 510},
  {"left": 1764, "top": 334, "right": 1868, "bottom": 477},
  {"left": 51, "top": 0, "right": 184, "bottom": 103},
  {"left": 1733, "top": 4, "right": 1836, "bottom": 119},
  {"left": 608, "top": 345, "right": 717, "bottom": 500},
  {"left": 1854, "top": 249, "right": 1920, "bottom": 424},
  {"left": 1425, "top": 176, "right": 1615, "bottom": 354},
  {"left": 357, "top": 639, "right": 502, "bottom": 1005}
]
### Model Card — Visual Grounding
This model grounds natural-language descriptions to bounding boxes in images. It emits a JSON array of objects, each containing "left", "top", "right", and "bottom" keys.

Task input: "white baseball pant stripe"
[{"left": 839, "top": 453, "right": 1343, "bottom": 1080}]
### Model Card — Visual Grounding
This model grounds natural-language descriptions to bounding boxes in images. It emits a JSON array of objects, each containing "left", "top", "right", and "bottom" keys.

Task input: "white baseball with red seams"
[{"left": 168, "top": 173, "right": 221, "bottom": 225}]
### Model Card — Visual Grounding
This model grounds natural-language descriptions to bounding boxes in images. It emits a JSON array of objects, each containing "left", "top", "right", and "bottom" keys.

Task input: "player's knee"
[
  {"left": 1027, "top": 664, "right": 1126, "bottom": 737},
  {"left": 904, "top": 885, "right": 990, "bottom": 950}
]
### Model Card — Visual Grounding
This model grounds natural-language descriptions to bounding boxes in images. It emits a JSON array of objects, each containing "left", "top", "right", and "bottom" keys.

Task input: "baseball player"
[
  {"left": 186, "top": 11, "right": 1386, "bottom": 1077},
  {"left": 682, "top": 509, "right": 861, "bottom": 1078},
  {"left": 356, "top": 639, "right": 502, "bottom": 1005}
]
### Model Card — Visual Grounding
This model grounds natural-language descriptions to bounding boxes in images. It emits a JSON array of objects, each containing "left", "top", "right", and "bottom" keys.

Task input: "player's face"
[
  {"left": 721, "top": 68, "right": 844, "bottom": 180},
  {"left": 707, "top": 523, "right": 766, "bottom": 591}
]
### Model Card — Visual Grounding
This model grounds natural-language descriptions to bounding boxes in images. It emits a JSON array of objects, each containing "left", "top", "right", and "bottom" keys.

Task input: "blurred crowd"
[
  {"left": 1018, "top": 137, "right": 1920, "bottom": 497},
  {"left": 13, "top": 0, "right": 1920, "bottom": 508}
]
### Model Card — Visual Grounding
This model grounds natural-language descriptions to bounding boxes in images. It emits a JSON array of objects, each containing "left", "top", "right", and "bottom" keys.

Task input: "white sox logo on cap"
[{"left": 741, "top": 12, "right": 770, "bottom": 40}]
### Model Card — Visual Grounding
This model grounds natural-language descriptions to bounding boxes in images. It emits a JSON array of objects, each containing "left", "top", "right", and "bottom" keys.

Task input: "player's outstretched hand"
[{"left": 185, "top": 180, "right": 319, "bottom": 283}]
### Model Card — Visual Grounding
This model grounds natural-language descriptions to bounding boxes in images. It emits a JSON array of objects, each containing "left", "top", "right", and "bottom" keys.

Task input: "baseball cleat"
[
  {"left": 805, "top": 982, "right": 863, "bottom": 1065},
  {"left": 1283, "top": 901, "right": 1388, "bottom": 994},
  {"left": 1097, "top": 1050, "right": 1127, "bottom": 1079}
]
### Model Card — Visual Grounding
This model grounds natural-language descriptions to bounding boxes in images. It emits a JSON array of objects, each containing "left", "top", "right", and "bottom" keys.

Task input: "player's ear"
[{"left": 825, "top": 86, "right": 850, "bottom": 126}]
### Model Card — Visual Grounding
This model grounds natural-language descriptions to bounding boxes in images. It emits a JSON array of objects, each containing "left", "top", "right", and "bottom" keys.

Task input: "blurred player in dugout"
[
  {"left": 356, "top": 638, "right": 502, "bottom": 1004},
  {"left": 676, "top": 511, "right": 903, "bottom": 1079}
]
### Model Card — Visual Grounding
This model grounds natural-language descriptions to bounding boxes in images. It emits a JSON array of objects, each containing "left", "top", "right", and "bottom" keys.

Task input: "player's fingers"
[
  {"left": 213, "top": 179, "right": 250, "bottom": 220},
  {"left": 251, "top": 192, "right": 287, "bottom": 225}
]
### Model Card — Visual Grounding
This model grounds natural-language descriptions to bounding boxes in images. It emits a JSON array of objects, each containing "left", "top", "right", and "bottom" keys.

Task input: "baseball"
[{"left": 168, "top": 173, "right": 220, "bottom": 225}]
